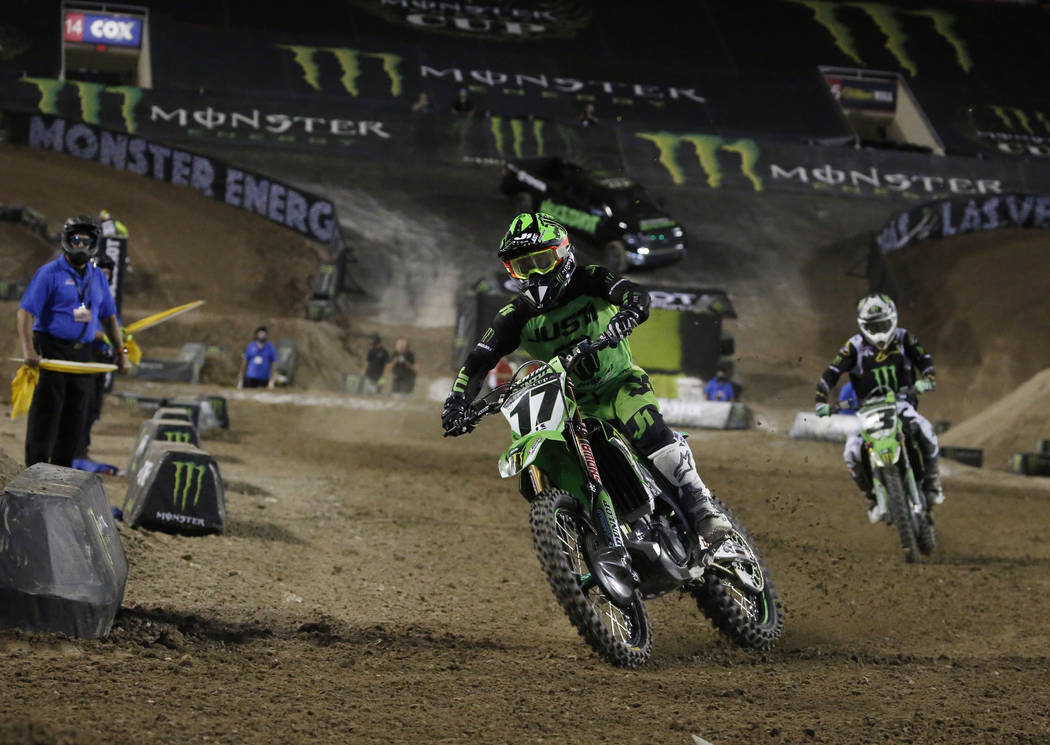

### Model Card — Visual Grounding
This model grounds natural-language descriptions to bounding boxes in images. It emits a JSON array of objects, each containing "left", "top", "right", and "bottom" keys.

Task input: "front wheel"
[
  {"left": 529, "top": 489, "right": 652, "bottom": 667},
  {"left": 882, "top": 466, "right": 922, "bottom": 563},
  {"left": 692, "top": 498, "right": 784, "bottom": 650}
]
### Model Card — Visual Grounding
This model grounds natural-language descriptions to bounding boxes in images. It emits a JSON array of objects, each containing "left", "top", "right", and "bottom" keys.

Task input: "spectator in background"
[
  {"left": 387, "top": 337, "right": 418, "bottom": 395},
  {"left": 578, "top": 102, "right": 600, "bottom": 127},
  {"left": 411, "top": 92, "right": 433, "bottom": 114},
  {"left": 17, "top": 216, "right": 128, "bottom": 467},
  {"left": 237, "top": 326, "right": 277, "bottom": 389},
  {"left": 358, "top": 332, "right": 389, "bottom": 394},
  {"left": 451, "top": 88, "right": 476, "bottom": 117},
  {"left": 704, "top": 368, "right": 735, "bottom": 402},
  {"left": 97, "top": 209, "right": 128, "bottom": 237},
  {"left": 837, "top": 380, "right": 860, "bottom": 414}
]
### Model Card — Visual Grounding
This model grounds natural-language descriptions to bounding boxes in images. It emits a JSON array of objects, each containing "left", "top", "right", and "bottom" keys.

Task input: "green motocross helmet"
[{"left": 498, "top": 212, "right": 576, "bottom": 311}]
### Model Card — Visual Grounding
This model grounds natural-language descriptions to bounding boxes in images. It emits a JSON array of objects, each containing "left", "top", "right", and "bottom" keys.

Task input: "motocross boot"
[
  {"left": 923, "top": 457, "right": 945, "bottom": 506},
  {"left": 649, "top": 439, "right": 732, "bottom": 545},
  {"left": 848, "top": 462, "right": 884, "bottom": 523}
]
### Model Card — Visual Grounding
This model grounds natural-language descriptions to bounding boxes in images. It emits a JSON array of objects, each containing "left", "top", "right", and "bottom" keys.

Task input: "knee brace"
[{"left": 621, "top": 404, "right": 675, "bottom": 457}]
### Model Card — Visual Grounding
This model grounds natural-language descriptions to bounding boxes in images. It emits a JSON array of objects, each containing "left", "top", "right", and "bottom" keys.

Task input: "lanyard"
[{"left": 62, "top": 263, "right": 93, "bottom": 342}]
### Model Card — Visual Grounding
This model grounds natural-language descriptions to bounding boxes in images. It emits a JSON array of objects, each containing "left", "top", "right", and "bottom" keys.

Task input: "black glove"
[
  {"left": 605, "top": 309, "right": 639, "bottom": 344},
  {"left": 442, "top": 393, "right": 470, "bottom": 436}
]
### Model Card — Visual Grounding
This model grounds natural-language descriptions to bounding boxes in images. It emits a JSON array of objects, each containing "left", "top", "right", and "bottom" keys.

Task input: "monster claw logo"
[
  {"left": 489, "top": 116, "right": 547, "bottom": 159},
  {"left": 791, "top": 1, "right": 972, "bottom": 76},
  {"left": 872, "top": 365, "right": 899, "bottom": 390},
  {"left": 635, "top": 132, "right": 763, "bottom": 191},
  {"left": 277, "top": 45, "right": 403, "bottom": 97},
  {"left": 171, "top": 461, "right": 207, "bottom": 511},
  {"left": 163, "top": 431, "right": 192, "bottom": 443},
  {"left": 21, "top": 77, "right": 142, "bottom": 132}
]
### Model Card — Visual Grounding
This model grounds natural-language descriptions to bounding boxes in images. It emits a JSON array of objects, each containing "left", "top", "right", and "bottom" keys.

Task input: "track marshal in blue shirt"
[{"left": 16, "top": 216, "right": 128, "bottom": 467}]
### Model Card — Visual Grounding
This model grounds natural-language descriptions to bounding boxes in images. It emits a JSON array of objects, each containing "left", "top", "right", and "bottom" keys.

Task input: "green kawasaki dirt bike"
[
  {"left": 457, "top": 334, "right": 783, "bottom": 667},
  {"left": 836, "top": 385, "right": 937, "bottom": 563}
]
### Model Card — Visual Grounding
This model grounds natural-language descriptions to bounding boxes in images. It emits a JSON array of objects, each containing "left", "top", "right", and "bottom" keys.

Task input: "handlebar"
[
  {"left": 444, "top": 333, "right": 617, "bottom": 437},
  {"left": 827, "top": 384, "right": 921, "bottom": 414},
  {"left": 562, "top": 332, "right": 616, "bottom": 374}
]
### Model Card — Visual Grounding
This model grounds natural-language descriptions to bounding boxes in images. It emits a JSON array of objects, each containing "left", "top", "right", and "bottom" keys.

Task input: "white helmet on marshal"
[{"left": 857, "top": 293, "right": 898, "bottom": 350}]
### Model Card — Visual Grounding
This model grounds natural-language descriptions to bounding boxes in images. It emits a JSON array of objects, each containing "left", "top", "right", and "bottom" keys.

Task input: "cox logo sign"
[{"left": 64, "top": 12, "right": 143, "bottom": 48}]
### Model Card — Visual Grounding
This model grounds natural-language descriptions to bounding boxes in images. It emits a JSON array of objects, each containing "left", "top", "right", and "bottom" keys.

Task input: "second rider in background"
[{"left": 815, "top": 293, "right": 944, "bottom": 522}]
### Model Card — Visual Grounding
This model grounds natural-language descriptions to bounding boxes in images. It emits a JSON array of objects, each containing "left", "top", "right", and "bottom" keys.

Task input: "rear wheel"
[
  {"left": 529, "top": 489, "right": 652, "bottom": 667},
  {"left": 692, "top": 498, "right": 783, "bottom": 650},
  {"left": 883, "top": 467, "right": 922, "bottom": 563}
]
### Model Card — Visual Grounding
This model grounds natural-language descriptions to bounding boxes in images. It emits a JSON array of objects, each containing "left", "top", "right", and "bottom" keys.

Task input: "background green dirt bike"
[{"left": 838, "top": 385, "right": 937, "bottom": 563}]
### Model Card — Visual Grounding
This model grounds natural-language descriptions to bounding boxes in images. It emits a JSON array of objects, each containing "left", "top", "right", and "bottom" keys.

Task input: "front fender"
[{"left": 499, "top": 430, "right": 566, "bottom": 478}]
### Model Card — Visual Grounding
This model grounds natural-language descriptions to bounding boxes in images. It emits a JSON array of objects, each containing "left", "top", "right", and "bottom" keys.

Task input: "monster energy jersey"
[
  {"left": 454, "top": 265, "right": 650, "bottom": 400},
  {"left": 815, "top": 329, "right": 934, "bottom": 404}
]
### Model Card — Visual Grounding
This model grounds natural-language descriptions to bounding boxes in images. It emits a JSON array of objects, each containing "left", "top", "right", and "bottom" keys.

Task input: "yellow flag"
[
  {"left": 125, "top": 300, "right": 205, "bottom": 334},
  {"left": 125, "top": 337, "right": 143, "bottom": 365},
  {"left": 10, "top": 365, "right": 38, "bottom": 419}
]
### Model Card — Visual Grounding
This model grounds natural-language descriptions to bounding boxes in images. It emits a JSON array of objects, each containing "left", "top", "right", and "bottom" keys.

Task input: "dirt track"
[
  {"left": 2, "top": 384, "right": 1049, "bottom": 745},
  {"left": 4, "top": 131, "right": 1050, "bottom": 745}
]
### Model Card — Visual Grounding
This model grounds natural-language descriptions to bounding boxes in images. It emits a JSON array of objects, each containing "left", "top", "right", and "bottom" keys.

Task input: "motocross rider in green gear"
[{"left": 442, "top": 212, "right": 732, "bottom": 561}]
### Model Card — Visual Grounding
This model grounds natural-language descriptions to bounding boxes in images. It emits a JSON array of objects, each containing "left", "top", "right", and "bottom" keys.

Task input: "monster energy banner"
[
  {"left": 2, "top": 111, "right": 347, "bottom": 253},
  {"left": 875, "top": 193, "right": 1050, "bottom": 252},
  {"left": 6, "top": 1, "right": 1050, "bottom": 152},
  {"left": 123, "top": 441, "right": 225, "bottom": 535},
  {"left": 620, "top": 131, "right": 1050, "bottom": 199}
]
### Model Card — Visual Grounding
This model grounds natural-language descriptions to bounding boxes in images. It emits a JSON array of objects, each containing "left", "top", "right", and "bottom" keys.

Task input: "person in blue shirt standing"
[
  {"left": 837, "top": 380, "right": 860, "bottom": 414},
  {"left": 237, "top": 326, "right": 277, "bottom": 389},
  {"left": 704, "top": 367, "right": 736, "bottom": 402},
  {"left": 17, "top": 216, "right": 128, "bottom": 467}
]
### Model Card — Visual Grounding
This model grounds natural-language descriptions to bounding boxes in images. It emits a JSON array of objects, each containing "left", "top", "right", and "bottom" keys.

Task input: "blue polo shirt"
[
  {"left": 704, "top": 378, "right": 735, "bottom": 402},
  {"left": 244, "top": 341, "right": 277, "bottom": 381},
  {"left": 20, "top": 256, "right": 117, "bottom": 343}
]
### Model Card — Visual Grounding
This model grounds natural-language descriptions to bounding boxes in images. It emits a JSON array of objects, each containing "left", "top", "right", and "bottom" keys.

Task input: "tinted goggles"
[
  {"left": 862, "top": 319, "right": 894, "bottom": 334},
  {"left": 68, "top": 233, "right": 95, "bottom": 248},
  {"left": 503, "top": 242, "right": 568, "bottom": 280}
]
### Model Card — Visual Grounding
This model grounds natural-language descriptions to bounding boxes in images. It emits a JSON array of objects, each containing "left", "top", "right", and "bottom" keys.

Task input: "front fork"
[
  {"left": 868, "top": 435, "right": 921, "bottom": 510},
  {"left": 563, "top": 387, "right": 624, "bottom": 550}
]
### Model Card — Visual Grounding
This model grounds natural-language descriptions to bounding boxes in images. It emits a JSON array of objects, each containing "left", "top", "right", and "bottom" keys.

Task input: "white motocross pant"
[{"left": 844, "top": 400, "right": 939, "bottom": 475}]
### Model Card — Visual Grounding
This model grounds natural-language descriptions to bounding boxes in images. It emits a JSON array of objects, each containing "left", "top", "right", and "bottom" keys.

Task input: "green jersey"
[{"left": 453, "top": 265, "right": 651, "bottom": 399}]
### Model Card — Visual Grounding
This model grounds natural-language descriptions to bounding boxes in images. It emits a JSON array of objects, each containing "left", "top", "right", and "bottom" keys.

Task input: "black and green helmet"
[
  {"left": 498, "top": 212, "right": 576, "bottom": 311},
  {"left": 60, "top": 215, "right": 100, "bottom": 266}
]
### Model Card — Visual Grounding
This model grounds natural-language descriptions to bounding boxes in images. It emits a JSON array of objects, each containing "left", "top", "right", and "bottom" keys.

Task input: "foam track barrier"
[
  {"left": 0, "top": 464, "right": 128, "bottom": 639},
  {"left": 656, "top": 399, "right": 751, "bottom": 430},
  {"left": 123, "top": 442, "right": 225, "bottom": 534},
  {"left": 128, "top": 418, "right": 201, "bottom": 477},
  {"left": 788, "top": 412, "right": 861, "bottom": 442}
]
